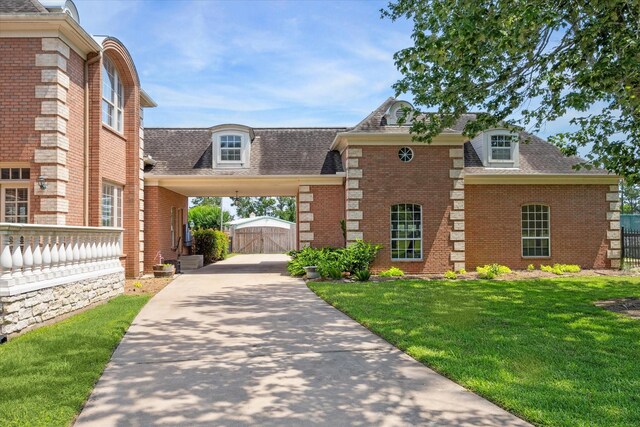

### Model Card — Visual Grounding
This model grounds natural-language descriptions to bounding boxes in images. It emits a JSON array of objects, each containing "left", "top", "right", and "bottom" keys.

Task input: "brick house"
[
  {"left": 0, "top": 0, "right": 155, "bottom": 278},
  {"left": 0, "top": 0, "right": 621, "bottom": 336},
  {"left": 144, "top": 97, "right": 621, "bottom": 273},
  {"left": 0, "top": 0, "right": 155, "bottom": 336}
]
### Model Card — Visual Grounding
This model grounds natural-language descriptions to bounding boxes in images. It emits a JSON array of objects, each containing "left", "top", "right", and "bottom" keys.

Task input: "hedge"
[{"left": 192, "top": 229, "right": 229, "bottom": 264}]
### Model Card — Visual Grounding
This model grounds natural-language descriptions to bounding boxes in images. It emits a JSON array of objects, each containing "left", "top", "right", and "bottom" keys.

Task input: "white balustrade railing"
[{"left": 0, "top": 223, "right": 123, "bottom": 296}]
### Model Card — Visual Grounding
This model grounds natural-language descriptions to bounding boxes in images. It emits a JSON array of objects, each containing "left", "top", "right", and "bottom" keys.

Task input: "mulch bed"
[
  {"left": 595, "top": 298, "right": 640, "bottom": 320},
  {"left": 125, "top": 276, "right": 174, "bottom": 296},
  {"left": 308, "top": 269, "right": 640, "bottom": 283}
]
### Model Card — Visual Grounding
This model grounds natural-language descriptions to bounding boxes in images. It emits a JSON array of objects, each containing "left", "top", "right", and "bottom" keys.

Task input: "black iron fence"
[{"left": 622, "top": 227, "right": 640, "bottom": 269}]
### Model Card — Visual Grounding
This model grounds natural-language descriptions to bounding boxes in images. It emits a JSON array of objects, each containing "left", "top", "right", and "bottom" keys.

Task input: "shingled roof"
[
  {"left": 0, "top": 0, "right": 48, "bottom": 13},
  {"left": 145, "top": 98, "right": 611, "bottom": 178},
  {"left": 464, "top": 132, "right": 610, "bottom": 175},
  {"left": 347, "top": 97, "right": 477, "bottom": 134},
  {"left": 144, "top": 127, "right": 346, "bottom": 176}
]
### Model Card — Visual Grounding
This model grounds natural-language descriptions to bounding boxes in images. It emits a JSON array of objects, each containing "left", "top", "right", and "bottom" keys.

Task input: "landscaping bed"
[
  {"left": 308, "top": 276, "right": 640, "bottom": 427},
  {"left": 0, "top": 295, "right": 149, "bottom": 427},
  {"left": 125, "top": 276, "right": 174, "bottom": 295}
]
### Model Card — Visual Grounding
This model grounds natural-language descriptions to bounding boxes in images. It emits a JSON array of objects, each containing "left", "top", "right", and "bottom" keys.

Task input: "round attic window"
[{"left": 398, "top": 147, "right": 413, "bottom": 162}]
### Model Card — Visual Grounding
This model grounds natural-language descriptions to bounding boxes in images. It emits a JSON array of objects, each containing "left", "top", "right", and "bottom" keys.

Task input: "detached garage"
[{"left": 228, "top": 216, "right": 297, "bottom": 254}]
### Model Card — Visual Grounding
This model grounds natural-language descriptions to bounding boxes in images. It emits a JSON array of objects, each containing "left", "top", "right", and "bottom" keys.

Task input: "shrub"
[
  {"left": 317, "top": 250, "right": 346, "bottom": 279},
  {"left": 286, "top": 241, "right": 381, "bottom": 277},
  {"left": 188, "top": 205, "right": 232, "bottom": 230},
  {"left": 560, "top": 264, "right": 581, "bottom": 273},
  {"left": 476, "top": 263, "right": 512, "bottom": 279},
  {"left": 193, "top": 229, "right": 229, "bottom": 264},
  {"left": 379, "top": 267, "right": 404, "bottom": 277},
  {"left": 353, "top": 270, "right": 371, "bottom": 282},
  {"left": 540, "top": 264, "right": 581, "bottom": 275},
  {"left": 341, "top": 240, "right": 382, "bottom": 273},
  {"left": 527, "top": 264, "right": 535, "bottom": 271},
  {"left": 288, "top": 247, "right": 328, "bottom": 276},
  {"left": 318, "top": 262, "right": 343, "bottom": 280},
  {"left": 444, "top": 270, "right": 457, "bottom": 280},
  {"left": 457, "top": 268, "right": 467, "bottom": 274}
]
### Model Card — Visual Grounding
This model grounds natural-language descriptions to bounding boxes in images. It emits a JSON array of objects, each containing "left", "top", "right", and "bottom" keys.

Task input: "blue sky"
[
  {"left": 74, "top": 0, "right": 590, "bottom": 140},
  {"left": 76, "top": 0, "right": 413, "bottom": 129}
]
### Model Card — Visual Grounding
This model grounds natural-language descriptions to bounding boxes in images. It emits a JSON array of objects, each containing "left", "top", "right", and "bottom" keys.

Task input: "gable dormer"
[
  {"left": 470, "top": 129, "right": 520, "bottom": 169},
  {"left": 383, "top": 100, "right": 414, "bottom": 126},
  {"left": 210, "top": 124, "right": 254, "bottom": 169}
]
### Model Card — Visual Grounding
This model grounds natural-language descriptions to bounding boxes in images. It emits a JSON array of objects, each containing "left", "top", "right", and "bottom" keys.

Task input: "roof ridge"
[
  {"left": 349, "top": 96, "right": 396, "bottom": 132},
  {"left": 145, "top": 126, "right": 349, "bottom": 130}
]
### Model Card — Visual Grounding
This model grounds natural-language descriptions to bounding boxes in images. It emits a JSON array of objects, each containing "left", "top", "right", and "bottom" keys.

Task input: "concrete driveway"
[{"left": 75, "top": 254, "right": 530, "bottom": 426}]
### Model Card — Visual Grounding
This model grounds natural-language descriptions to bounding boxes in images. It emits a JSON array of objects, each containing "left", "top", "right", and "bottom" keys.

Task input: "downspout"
[{"left": 84, "top": 52, "right": 102, "bottom": 226}]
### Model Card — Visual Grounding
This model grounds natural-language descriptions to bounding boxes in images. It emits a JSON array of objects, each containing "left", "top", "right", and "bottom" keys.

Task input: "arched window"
[
  {"left": 522, "top": 204, "right": 550, "bottom": 257},
  {"left": 391, "top": 204, "right": 422, "bottom": 260},
  {"left": 102, "top": 56, "right": 124, "bottom": 132}
]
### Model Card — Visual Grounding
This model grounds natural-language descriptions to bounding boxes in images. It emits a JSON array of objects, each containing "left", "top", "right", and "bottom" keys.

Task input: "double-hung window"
[
  {"left": 0, "top": 167, "right": 30, "bottom": 223},
  {"left": 219, "top": 135, "right": 242, "bottom": 162},
  {"left": 490, "top": 134, "right": 513, "bottom": 161},
  {"left": 391, "top": 204, "right": 422, "bottom": 260},
  {"left": 102, "top": 56, "right": 124, "bottom": 132},
  {"left": 522, "top": 204, "right": 550, "bottom": 257},
  {"left": 102, "top": 183, "right": 123, "bottom": 227}
]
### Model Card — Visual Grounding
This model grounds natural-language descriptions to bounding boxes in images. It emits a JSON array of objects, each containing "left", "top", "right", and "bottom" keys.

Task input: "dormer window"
[
  {"left": 220, "top": 135, "right": 242, "bottom": 161},
  {"left": 211, "top": 125, "right": 254, "bottom": 169},
  {"left": 385, "top": 100, "right": 414, "bottom": 126},
  {"left": 470, "top": 129, "right": 519, "bottom": 168},
  {"left": 490, "top": 134, "right": 514, "bottom": 161}
]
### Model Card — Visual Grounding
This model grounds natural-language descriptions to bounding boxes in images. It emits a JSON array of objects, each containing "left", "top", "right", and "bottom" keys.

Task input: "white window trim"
[
  {"left": 483, "top": 129, "right": 520, "bottom": 168},
  {"left": 217, "top": 134, "right": 244, "bottom": 164},
  {"left": 0, "top": 183, "right": 29, "bottom": 223},
  {"left": 211, "top": 129, "right": 251, "bottom": 169},
  {"left": 521, "top": 204, "right": 551, "bottom": 258},
  {"left": 102, "top": 56, "right": 124, "bottom": 134},
  {"left": 101, "top": 182, "right": 123, "bottom": 228},
  {"left": 390, "top": 204, "right": 423, "bottom": 261}
]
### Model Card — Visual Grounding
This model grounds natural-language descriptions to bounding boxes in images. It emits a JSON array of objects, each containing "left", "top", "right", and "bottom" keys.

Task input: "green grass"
[
  {"left": 0, "top": 295, "right": 149, "bottom": 427},
  {"left": 309, "top": 277, "right": 640, "bottom": 427}
]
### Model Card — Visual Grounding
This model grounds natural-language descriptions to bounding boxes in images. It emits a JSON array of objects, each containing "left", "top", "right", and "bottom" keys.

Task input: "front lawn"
[
  {"left": 0, "top": 295, "right": 149, "bottom": 427},
  {"left": 309, "top": 277, "right": 640, "bottom": 427}
]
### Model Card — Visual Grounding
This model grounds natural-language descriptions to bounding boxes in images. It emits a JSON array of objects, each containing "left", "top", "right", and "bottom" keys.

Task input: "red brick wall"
[
  {"left": 0, "top": 39, "right": 41, "bottom": 162},
  {"left": 144, "top": 186, "right": 188, "bottom": 272},
  {"left": 307, "top": 185, "right": 345, "bottom": 248},
  {"left": 466, "top": 184, "right": 610, "bottom": 269},
  {"left": 359, "top": 145, "right": 454, "bottom": 273},
  {"left": 0, "top": 38, "right": 45, "bottom": 221},
  {"left": 88, "top": 45, "right": 142, "bottom": 277},
  {"left": 64, "top": 48, "right": 86, "bottom": 226}
]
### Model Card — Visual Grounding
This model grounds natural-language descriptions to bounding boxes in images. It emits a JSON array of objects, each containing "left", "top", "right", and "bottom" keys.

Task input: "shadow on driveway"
[{"left": 75, "top": 254, "right": 529, "bottom": 426}]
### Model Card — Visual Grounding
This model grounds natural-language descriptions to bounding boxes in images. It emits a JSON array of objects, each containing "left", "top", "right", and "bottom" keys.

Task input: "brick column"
[
  {"left": 449, "top": 147, "right": 465, "bottom": 271},
  {"left": 33, "top": 38, "right": 71, "bottom": 225},
  {"left": 606, "top": 185, "right": 621, "bottom": 268},
  {"left": 298, "top": 185, "right": 314, "bottom": 247},
  {"left": 138, "top": 126, "right": 145, "bottom": 274},
  {"left": 345, "top": 147, "right": 363, "bottom": 243}
]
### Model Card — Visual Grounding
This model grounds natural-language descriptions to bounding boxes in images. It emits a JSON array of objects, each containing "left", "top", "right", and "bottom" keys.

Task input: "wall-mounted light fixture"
[{"left": 37, "top": 175, "right": 47, "bottom": 190}]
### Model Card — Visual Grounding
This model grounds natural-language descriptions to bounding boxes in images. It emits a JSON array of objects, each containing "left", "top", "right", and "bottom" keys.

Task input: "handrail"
[{"left": 0, "top": 224, "right": 124, "bottom": 296}]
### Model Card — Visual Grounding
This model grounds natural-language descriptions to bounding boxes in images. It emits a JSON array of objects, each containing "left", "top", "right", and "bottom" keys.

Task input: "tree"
[
  {"left": 188, "top": 205, "right": 233, "bottom": 230},
  {"left": 191, "top": 197, "right": 221, "bottom": 207},
  {"left": 274, "top": 197, "right": 296, "bottom": 222},
  {"left": 383, "top": 1, "right": 640, "bottom": 183},
  {"left": 231, "top": 197, "right": 296, "bottom": 221},
  {"left": 621, "top": 182, "right": 640, "bottom": 214}
]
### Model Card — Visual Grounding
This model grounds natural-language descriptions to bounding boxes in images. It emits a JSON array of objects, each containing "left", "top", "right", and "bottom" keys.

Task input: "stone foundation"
[{"left": 0, "top": 271, "right": 124, "bottom": 337}]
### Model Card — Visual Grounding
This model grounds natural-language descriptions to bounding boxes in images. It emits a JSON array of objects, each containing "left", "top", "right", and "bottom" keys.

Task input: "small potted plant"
[
  {"left": 153, "top": 251, "right": 175, "bottom": 278},
  {"left": 303, "top": 265, "right": 319, "bottom": 279}
]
